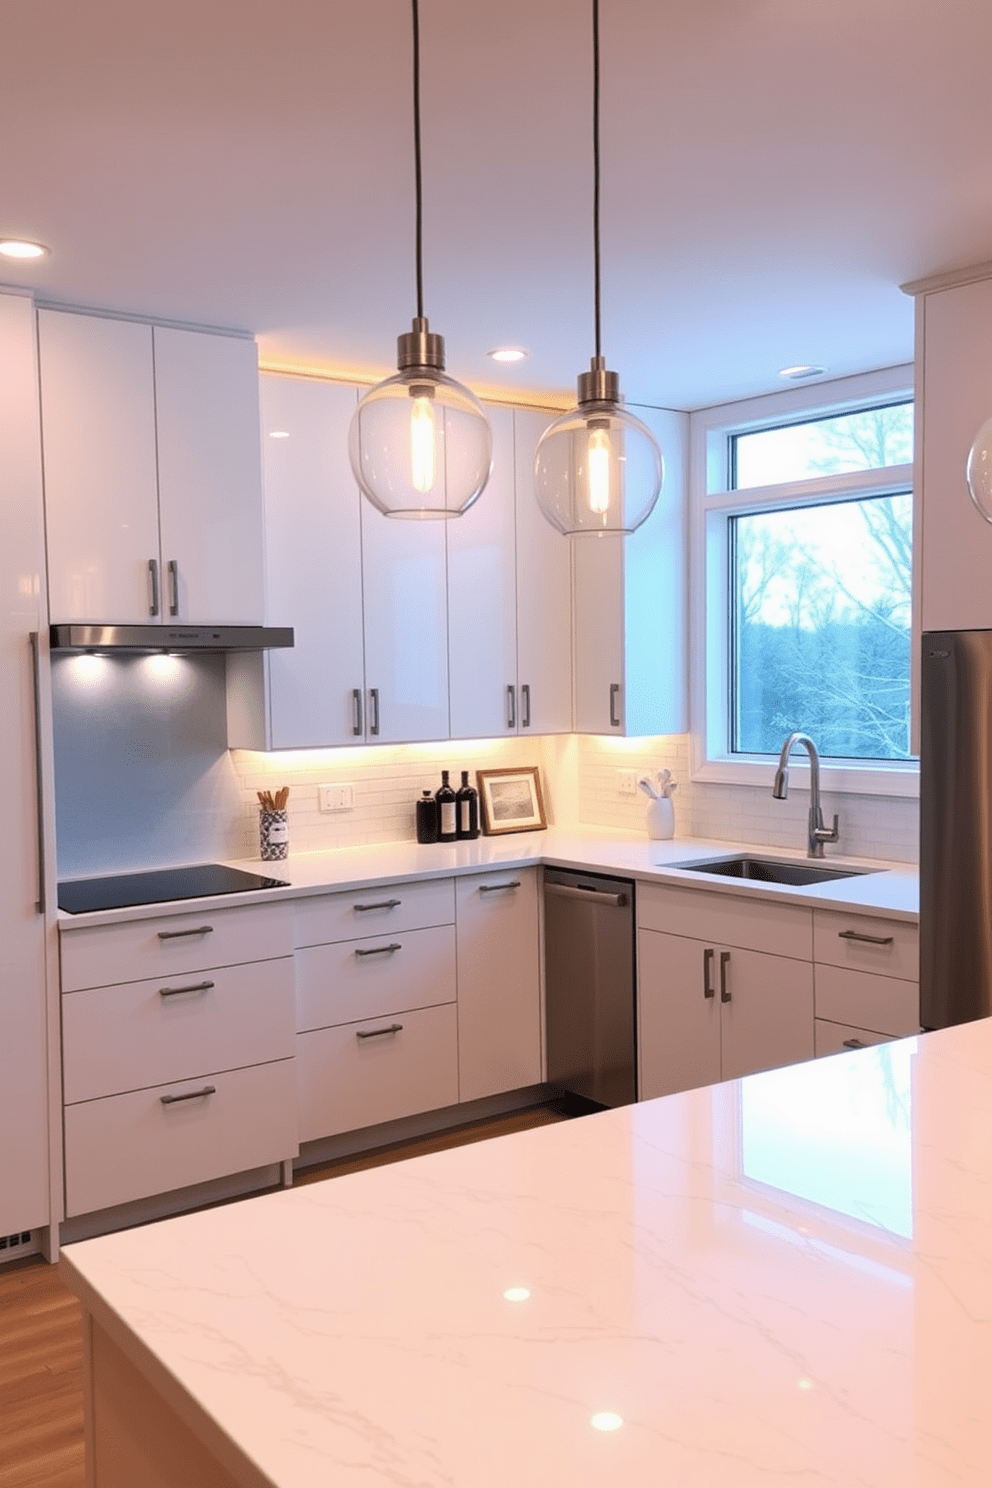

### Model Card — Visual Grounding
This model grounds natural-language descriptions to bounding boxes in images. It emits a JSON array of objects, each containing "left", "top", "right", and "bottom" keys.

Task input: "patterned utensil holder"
[{"left": 260, "top": 809, "right": 289, "bottom": 860}]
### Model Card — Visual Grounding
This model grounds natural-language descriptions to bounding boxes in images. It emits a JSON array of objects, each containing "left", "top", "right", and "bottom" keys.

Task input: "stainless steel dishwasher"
[{"left": 543, "top": 868, "right": 636, "bottom": 1108}]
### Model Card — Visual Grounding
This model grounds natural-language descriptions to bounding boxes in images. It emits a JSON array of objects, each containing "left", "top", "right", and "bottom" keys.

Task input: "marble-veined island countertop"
[{"left": 61, "top": 1016, "right": 987, "bottom": 1487}]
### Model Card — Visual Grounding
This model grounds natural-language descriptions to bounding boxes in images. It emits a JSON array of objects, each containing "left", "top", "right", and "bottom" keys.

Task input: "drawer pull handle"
[
  {"left": 159, "top": 980, "right": 215, "bottom": 998},
  {"left": 354, "top": 942, "right": 402, "bottom": 958},
  {"left": 703, "top": 947, "right": 715, "bottom": 999},
  {"left": 842, "top": 1038, "right": 869, "bottom": 1049},
  {"left": 720, "top": 949, "right": 732, "bottom": 1003},
  {"left": 480, "top": 881, "right": 522, "bottom": 894},
  {"left": 157, "top": 925, "right": 214, "bottom": 940},
  {"left": 354, "top": 899, "right": 402, "bottom": 913},
  {"left": 837, "top": 929, "right": 894, "bottom": 947},
  {"left": 356, "top": 1023, "right": 403, "bottom": 1040},
  {"left": 160, "top": 1085, "right": 216, "bottom": 1105}
]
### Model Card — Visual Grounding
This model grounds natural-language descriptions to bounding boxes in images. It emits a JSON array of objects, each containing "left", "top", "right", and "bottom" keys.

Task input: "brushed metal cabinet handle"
[
  {"left": 160, "top": 1085, "right": 216, "bottom": 1105},
  {"left": 544, "top": 883, "right": 627, "bottom": 908},
  {"left": 356, "top": 1023, "right": 403, "bottom": 1040},
  {"left": 609, "top": 682, "right": 621, "bottom": 728},
  {"left": 157, "top": 925, "right": 214, "bottom": 940},
  {"left": 507, "top": 684, "right": 516, "bottom": 730},
  {"left": 837, "top": 929, "right": 895, "bottom": 947},
  {"left": 703, "top": 946, "right": 715, "bottom": 999},
  {"left": 842, "top": 1037, "right": 869, "bottom": 1049},
  {"left": 148, "top": 558, "right": 160, "bottom": 617},
  {"left": 29, "top": 633, "right": 46, "bottom": 914},
  {"left": 354, "top": 899, "right": 402, "bottom": 913},
  {"left": 168, "top": 559, "right": 179, "bottom": 616},
  {"left": 369, "top": 687, "right": 380, "bottom": 736},
  {"left": 159, "top": 979, "right": 215, "bottom": 998},
  {"left": 354, "top": 942, "right": 402, "bottom": 958},
  {"left": 352, "top": 688, "right": 363, "bottom": 737},
  {"left": 479, "top": 881, "right": 522, "bottom": 894},
  {"left": 521, "top": 683, "right": 531, "bottom": 729},
  {"left": 720, "top": 950, "right": 732, "bottom": 1003}
]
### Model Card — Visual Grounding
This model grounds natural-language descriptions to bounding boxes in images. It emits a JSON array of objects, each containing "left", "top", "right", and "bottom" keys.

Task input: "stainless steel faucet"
[{"left": 772, "top": 732, "right": 840, "bottom": 858}]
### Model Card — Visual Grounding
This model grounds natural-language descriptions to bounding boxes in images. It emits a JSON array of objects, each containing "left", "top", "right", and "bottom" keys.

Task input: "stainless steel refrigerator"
[{"left": 920, "top": 628, "right": 992, "bottom": 1028}]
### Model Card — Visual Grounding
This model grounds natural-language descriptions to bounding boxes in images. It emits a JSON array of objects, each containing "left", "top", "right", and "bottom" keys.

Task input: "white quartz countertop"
[
  {"left": 56, "top": 827, "right": 919, "bottom": 928},
  {"left": 60, "top": 1017, "right": 989, "bottom": 1487}
]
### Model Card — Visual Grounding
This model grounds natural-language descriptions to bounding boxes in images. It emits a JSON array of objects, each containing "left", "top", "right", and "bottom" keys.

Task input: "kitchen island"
[{"left": 60, "top": 1016, "right": 989, "bottom": 1487}]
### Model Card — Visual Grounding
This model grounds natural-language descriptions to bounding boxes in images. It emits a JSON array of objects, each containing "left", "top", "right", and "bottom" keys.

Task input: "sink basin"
[{"left": 674, "top": 855, "right": 878, "bottom": 887}]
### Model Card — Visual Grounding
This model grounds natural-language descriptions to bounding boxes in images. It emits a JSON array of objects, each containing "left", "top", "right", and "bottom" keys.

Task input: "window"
[{"left": 690, "top": 367, "right": 917, "bottom": 796}]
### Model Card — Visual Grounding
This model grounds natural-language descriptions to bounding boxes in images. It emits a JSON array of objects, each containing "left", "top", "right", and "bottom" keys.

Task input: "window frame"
[{"left": 689, "top": 366, "right": 919, "bottom": 799}]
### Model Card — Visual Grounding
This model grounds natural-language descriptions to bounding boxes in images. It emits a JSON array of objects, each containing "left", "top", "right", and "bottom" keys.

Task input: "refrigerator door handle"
[{"left": 29, "top": 632, "right": 46, "bottom": 914}]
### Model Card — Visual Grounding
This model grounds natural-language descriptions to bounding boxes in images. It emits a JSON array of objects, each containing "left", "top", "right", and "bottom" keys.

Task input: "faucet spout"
[{"left": 771, "top": 732, "right": 839, "bottom": 858}]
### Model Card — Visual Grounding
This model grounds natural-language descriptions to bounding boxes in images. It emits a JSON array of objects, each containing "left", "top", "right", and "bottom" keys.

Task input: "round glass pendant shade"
[
  {"left": 534, "top": 401, "right": 664, "bottom": 536},
  {"left": 966, "top": 417, "right": 992, "bottom": 523},
  {"left": 349, "top": 368, "right": 493, "bottom": 519}
]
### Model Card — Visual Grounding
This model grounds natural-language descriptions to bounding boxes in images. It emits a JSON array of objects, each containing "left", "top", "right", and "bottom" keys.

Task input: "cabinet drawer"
[
  {"left": 295, "top": 923, "right": 456, "bottom": 1033},
  {"left": 813, "top": 910, "right": 918, "bottom": 981},
  {"left": 293, "top": 877, "right": 455, "bottom": 948},
  {"left": 814, "top": 963, "right": 920, "bottom": 1038},
  {"left": 63, "top": 958, "right": 295, "bottom": 1104},
  {"left": 296, "top": 1003, "right": 459, "bottom": 1143},
  {"left": 60, "top": 902, "right": 294, "bottom": 992},
  {"left": 814, "top": 1019, "right": 897, "bottom": 1057},
  {"left": 638, "top": 883, "right": 812, "bottom": 959},
  {"left": 64, "top": 1059, "right": 298, "bottom": 1217}
]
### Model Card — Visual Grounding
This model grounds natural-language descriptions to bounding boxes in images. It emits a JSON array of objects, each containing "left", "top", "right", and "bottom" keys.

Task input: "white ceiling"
[{"left": 3, "top": 0, "right": 991, "bottom": 410}]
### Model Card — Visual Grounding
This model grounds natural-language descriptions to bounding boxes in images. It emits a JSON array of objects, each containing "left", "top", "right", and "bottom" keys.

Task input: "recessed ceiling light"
[
  {"left": 269, "top": 430, "right": 290, "bottom": 439},
  {"left": 487, "top": 347, "right": 528, "bottom": 363},
  {"left": 590, "top": 1411, "right": 624, "bottom": 1432},
  {"left": 0, "top": 239, "right": 50, "bottom": 260},
  {"left": 778, "top": 364, "right": 827, "bottom": 380}
]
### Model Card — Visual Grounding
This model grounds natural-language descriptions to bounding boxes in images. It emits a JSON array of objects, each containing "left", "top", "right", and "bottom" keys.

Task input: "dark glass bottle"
[
  {"left": 435, "top": 770, "right": 458, "bottom": 843},
  {"left": 456, "top": 770, "right": 480, "bottom": 840},
  {"left": 415, "top": 789, "right": 439, "bottom": 844}
]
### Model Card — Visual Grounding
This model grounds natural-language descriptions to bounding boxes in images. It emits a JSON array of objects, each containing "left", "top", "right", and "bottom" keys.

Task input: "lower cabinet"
[
  {"left": 454, "top": 868, "right": 542, "bottom": 1103},
  {"left": 812, "top": 908, "right": 920, "bottom": 1053}
]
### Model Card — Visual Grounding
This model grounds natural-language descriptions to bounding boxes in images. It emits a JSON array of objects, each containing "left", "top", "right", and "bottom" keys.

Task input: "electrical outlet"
[
  {"left": 617, "top": 769, "right": 637, "bottom": 798},
  {"left": 318, "top": 783, "right": 354, "bottom": 812}
]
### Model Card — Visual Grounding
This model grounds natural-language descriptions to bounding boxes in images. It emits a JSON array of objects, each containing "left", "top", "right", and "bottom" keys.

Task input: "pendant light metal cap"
[
  {"left": 397, "top": 316, "right": 446, "bottom": 373},
  {"left": 577, "top": 355, "right": 621, "bottom": 408}
]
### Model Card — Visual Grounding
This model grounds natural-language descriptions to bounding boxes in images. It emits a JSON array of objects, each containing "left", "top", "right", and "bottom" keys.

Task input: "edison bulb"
[
  {"left": 410, "top": 394, "right": 437, "bottom": 494},
  {"left": 587, "top": 425, "right": 611, "bottom": 514}
]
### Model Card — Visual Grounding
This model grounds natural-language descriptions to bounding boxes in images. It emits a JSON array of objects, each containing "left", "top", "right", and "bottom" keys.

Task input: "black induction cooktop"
[{"left": 57, "top": 863, "right": 290, "bottom": 915}]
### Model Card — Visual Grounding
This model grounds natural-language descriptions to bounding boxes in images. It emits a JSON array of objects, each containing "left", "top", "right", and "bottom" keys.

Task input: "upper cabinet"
[
  {"left": 915, "top": 269, "right": 992, "bottom": 631},
  {"left": 447, "top": 404, "right": 572, "bottom": 739},
  {"left": 572, "top": 404, "right": 688, "bottom": 735},
  {"left": 38, "top": 309, "right": 264, "bottom": 625}
]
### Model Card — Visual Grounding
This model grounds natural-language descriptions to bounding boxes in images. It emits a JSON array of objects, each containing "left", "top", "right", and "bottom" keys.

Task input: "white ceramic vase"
[{"left": 646, "top": 796, "right": 675, "bottom": 840}]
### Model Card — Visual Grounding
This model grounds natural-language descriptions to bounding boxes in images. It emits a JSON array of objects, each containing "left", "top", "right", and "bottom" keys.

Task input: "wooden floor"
[{"left": 0, "top": 1105, "right": 566, "bottom": 1488}]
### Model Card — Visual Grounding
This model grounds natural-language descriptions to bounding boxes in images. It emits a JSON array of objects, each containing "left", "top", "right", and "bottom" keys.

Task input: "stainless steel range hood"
[{"left": 50, "top": 624, "right": 294, "bottom": 653}]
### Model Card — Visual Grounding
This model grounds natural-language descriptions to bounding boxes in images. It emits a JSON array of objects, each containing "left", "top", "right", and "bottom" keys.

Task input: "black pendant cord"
[
  {"left": 412, "top": 0, "right": 425, "bottom": 321},
  {"left": 592, "top": 0, "right": 602, "bottom": 363}
]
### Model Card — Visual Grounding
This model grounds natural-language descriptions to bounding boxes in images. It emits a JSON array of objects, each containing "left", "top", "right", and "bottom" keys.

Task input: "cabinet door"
[
  {"left": 573, "top": 531, "right": 625, "bottom": 733},
  {"left": 455, "top": 869, "right": 542, "bottom": 1102},
  {"left": 514, "top": 408, "right": 573, "bottom": 733},
  {"left": 259, "top": 375, "right": 366, "bottom": 745},
  {"left": 718, "top": 946, "right": 814, "bottom": 1082},
  {"left": 637, "top": 929, "right": 720, "bottom": 1099},
  {"left": 361, "top": 493, "right": 449, "bottom": 743},
  {"left": 154, "top": 327, "right": 265, "bottom": 624},
  {"left": 447, "top": 404, "right": 518, "bottom": 739},
  {"left": 39, "top": 309, "right": 160, "bottom": 623},
  {"left": 920, "top": 277, "right": 992, "bottom": 631}
]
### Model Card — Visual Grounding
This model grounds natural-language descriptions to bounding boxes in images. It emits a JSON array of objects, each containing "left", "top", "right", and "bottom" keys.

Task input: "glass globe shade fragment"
[
  {"left": 966, "top": 417, "right": 992, "bottom": 523},
  {"left": 534, "top": 358, "right": 663, "bottom": 536}
]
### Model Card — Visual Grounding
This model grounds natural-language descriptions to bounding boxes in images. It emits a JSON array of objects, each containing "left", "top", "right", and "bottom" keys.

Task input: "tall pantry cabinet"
[{"left": 0, "top": 292, "right": 56, "bottom": 1245}]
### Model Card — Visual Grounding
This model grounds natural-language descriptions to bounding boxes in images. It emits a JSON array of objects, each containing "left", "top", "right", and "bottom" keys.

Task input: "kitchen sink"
[{"left": 674, "top": 855, "right": 878, "bottom": 887}]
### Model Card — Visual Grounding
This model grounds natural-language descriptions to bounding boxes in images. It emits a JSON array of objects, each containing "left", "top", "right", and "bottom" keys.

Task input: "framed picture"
[{"left": 476, "top": 766, "right": 547, "bottom": 836}]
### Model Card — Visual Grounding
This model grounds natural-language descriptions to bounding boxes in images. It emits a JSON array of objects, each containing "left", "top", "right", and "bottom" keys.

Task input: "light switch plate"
[{"left": 319, "top": 783, "right": 354, "bottom": 812}]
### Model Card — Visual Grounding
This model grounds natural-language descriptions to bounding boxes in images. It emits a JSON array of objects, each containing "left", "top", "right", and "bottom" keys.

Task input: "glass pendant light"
[
  {"left": 534, "top": 0, "right": 663, "bottom": 538},
  {"left": 349, "top": 0, "right": 492, "bottom": 519},
  {"left": 966, "top": 418, "right": 992, "bottom": 523}
]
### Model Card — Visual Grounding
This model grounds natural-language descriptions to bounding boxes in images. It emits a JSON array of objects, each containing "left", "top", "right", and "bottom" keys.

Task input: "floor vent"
[{"left": 0, "top": 1231, "right": 34, "bottom": 1254}]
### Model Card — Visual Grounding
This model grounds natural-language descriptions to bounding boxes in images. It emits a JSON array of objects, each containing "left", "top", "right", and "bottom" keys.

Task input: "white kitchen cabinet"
[
  {"left": 812, "top": 907, "right": 920, "bottom": 1051},
  {"left": 914, "top": 271, "right": 992, "bottom": 630},
  {"left": 0, "top": 291, "right": 52, "bottom": 1241},
  {"left": 572, "top": 404, "right": 687, "bottom": 735},
  {"left": 448, "top": 406, "right": 572, "bottom": 739},
  {"left": 637, "top": 884, "right": 814, "bottom": 1100},
  {"left": 38, "top": 308, "right": 264, "bottom": 625},
  {"left": 59, "top": 902, "right": 297, "bottom": 1218},
  {"left": 455, "top": 867, "right": 542, "bottom": 1102}
]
